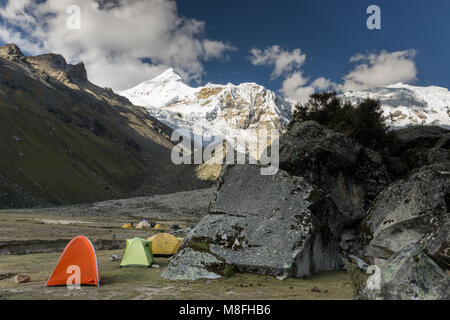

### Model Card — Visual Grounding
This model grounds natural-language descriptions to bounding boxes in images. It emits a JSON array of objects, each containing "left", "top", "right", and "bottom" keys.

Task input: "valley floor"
[
  {"left": 0, "top": 188, "right": 353, "bottom": 300},
  {"left": 0, "top": 250, "right": 352, "bottom": 300}
]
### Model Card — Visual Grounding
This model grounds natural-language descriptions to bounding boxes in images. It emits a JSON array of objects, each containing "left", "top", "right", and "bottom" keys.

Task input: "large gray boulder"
[
  {"left": 370, "top": 244, "right": 449, "bottom": 300},
  {"left": 394, "top": 126, "right": 448, "bottom": 149},
  {"left": 427, "top": 147, "right": 450, "bottom": 165},
  {"left": 166, "top": 164, "right": 342, "bottom": 279},
  {"left": 359, "top": 162, "right": 450, "bottom": 270},
  {"left": 390, "top": 126, "right": 450, "bottom": 172},
  {"left": 278, "top": 121, "right": 390, "bottom": 226}
]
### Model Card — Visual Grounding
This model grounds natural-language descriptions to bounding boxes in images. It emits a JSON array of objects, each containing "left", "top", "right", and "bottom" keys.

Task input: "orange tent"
[{"left": 45, "top": 236, "right": 100, "bottom": 287}]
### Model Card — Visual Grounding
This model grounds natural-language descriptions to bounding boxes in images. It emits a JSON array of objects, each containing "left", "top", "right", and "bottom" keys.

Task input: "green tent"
[{"left": 120, "top": 238, "right": 154, "bottom": 268}]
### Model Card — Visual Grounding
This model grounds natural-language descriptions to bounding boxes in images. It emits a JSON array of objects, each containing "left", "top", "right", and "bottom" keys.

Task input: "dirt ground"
[
  {"left": 0, "top": 189, "right": 354, "bottom": 300},
  {"left": 0, "top": 250, "right": 353, "bottom": 300}
]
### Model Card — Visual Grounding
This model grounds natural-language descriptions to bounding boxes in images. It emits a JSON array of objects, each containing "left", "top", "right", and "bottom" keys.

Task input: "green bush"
[
  {"left": 292, "top": 92, "right": 394, "bottom": 152},
  {"left": 223, "top": 264, "right": 235, "bottom": 277}
]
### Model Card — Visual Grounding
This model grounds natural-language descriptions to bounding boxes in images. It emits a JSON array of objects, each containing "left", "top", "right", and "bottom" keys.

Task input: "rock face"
[
  {"left": 161, "top": 248, "right": 224, "bottom": 280},
  {"left": 167, "top": 164, "right": 342, "bottom": 279},
  {"left": 394, "top": 126, "right": 448, "bottom": 148},
  {"left": 388, "top": 126, "right": 450, "bottom": 176},
  {"left": 279, "top": 121, "right": 390, "bottom": 226},
  {"left": 162, "top": 121, "right": 392, "bottom": 280},
  {"left": 371, "top": 245, "right": 449, "bottom": 300},
  {"left": 0, "top": 44, "right": 24, "bottom": 59},
  {"left": 359, "top": 162, "right": 450, "bottom": 270}
]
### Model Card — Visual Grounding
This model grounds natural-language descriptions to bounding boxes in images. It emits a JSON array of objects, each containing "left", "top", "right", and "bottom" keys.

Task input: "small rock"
[
  {"left": 14, "top": 274, "right": 31, "bottom": 284},
  {"left": 311, "top": 286, "right": 321, "bottom": 293},
  {"left": 152, "top": 264, "right": 160, "bottom": 269},
  {"left": 109, "top": 254, "right": 120, "bottom": 261}
]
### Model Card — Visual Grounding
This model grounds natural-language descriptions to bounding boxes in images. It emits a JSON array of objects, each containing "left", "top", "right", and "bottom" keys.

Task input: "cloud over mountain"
[
  {"left": 249, "top": 45, "right": 337, "bottom": 103},
  {"left": 342, "top": 49, "right": 418, "bottom": 91},
  {"left": 249, "top": 45, "right": 419, "bottom": 103},
  {"left": 0, "top": 0, "right": 235, "bottom": 90}
]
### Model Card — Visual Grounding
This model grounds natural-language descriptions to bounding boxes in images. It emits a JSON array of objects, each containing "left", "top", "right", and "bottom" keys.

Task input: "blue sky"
[
  {"left": 0, "top": 0, "right": 449, "bottom": 98},
  {"left": 178, "top": 0, "right": 450, "bottom": 91}
]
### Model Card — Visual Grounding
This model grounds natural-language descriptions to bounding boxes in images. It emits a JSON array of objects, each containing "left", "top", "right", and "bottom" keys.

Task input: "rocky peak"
[
  {"left": 157, "top": 67, "right": 182, "bottom": 80},
  {"left": 68, "top": 62, "right": 88, "bottom": 82},
  {"left": 0, "top": 43, "right": 25, "bottom": 59},
  {"left": 31, "top": 53, "right": 69, "bottom": 68},
  {"left": 27, "top": 53, "right": 88, "bottom": 84}
]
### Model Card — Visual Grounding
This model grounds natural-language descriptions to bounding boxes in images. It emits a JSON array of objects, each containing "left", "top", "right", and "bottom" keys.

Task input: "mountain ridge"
[
  {"left": 120, "top": 69, "right": 450, "bottom": 146},
  {"left": 119, "top": 69, "right": 292, "bottom": 143},
  {"left": 0, "top": 44, "right": 209, "bottom": 208},
  {"left": 340, "top": 82, "right": 450, "bottom": 128}
]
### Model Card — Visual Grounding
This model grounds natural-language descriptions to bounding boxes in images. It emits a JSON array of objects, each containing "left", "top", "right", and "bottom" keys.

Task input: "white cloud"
[
  {"left": 280, "top": 72, "right": 336, "bottom": 103},
  {"left": 250, "top": 46, "right": 419, "bottom": 103},
  {"left": 342, "top": 49, "right": 418, "bottom": 91},
  {"left": 0, "top": 0, "right": 235, "bottom": 90},
  {"left": 249, "top": 45, "right": 306, "bottom": 78},
  {"left": 249, "top": 45, "right": 336, "bottom": 103}
]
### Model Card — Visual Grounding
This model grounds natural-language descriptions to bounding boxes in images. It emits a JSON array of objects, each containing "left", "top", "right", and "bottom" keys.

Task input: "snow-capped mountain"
[
  {"left": 119, "top": 70, "right": 450, "bottom": 155},
  {"left": 341, "top": 83, "right": 450, "bottom": 128},
  {"left": 119, "top": 68, "right": 292, "bottom": 154}
]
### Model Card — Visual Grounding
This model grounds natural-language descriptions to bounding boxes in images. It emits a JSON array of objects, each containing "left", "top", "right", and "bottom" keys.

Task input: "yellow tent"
[
  {"left": 147, "top": 233, "right": 183, "bottom": 255},
  {"left": 153, "top": 224, "right": 163, "bottom": 229},
  {"left": 122, "top": 223, "right": 133, "bottom": 229}
]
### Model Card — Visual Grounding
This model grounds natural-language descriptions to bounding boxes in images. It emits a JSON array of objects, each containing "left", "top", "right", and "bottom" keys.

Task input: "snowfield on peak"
[
  {"left": 119, "top": 69, "right": 450, "bottom": 155},
  {"left": 119, "top": 68, "right": 292, "bottom": 155},
  {"left": 340, "top": 83, "right": 450, "bottom": 129}
]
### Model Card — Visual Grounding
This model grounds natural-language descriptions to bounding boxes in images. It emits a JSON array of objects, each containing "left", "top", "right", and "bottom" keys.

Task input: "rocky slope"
[
  {"left": 0, "top": 44, "right": 208, "bottom": 208},
  {"left": 341, "top": 83, "right": 450, "bottom": 128}
]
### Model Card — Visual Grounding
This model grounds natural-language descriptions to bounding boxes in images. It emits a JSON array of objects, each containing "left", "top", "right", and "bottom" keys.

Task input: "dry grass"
[{"left": 0, "top": 250, "right": 353, "bottom": 300}]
